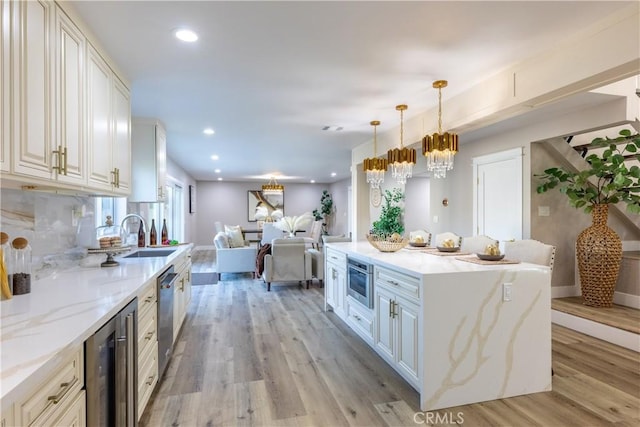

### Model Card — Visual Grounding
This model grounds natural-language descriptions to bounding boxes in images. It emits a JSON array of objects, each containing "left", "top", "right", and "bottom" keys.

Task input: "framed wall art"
[
  {"left": 189, "top": 185, "right": 196, "bottom": 213},
  {"left": 247, "top": 190, "right": 284, "bottom": 222}
]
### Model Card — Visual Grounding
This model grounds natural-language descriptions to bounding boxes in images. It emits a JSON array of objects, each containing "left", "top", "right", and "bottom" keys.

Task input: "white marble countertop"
[
  {"left": 0, "top": 244, "right": 192, "bottom": 406},
  {"left": 327, "top": 241, "right": 548, "bottom": 276}
]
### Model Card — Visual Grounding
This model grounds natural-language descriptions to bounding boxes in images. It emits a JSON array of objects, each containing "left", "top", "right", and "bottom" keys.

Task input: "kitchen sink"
[{"left": 123, "top": 249, "right": 177, "bottom": 258}]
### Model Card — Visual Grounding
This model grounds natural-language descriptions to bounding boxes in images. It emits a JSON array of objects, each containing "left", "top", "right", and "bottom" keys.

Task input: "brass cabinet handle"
[
  {"left": 52, "top": 145, "right": 63, "bottom": 174},
  {"left": 393, "top": 301, "right": 399, "bottom": 318},
  {"left": 389, "top": 280, "right": 399, "bottom": 287},
  {"left": 145, "top": 331, "right": 154, "bottom": 340},
  {"left": 111, "top": 169, "right": 117, "bottom": 186},
  {"left": 145, "top": 295, "right": 154, "bottom": 303},
  {"left": 47, "top": 379, "right": 74, "bottom": 404},
  {"left": 389, "top": 299, "right": 393, "bottom": 318},
  {"left": 115, "top": 168, "right": 120, "bottom": 187},
  {"left": 354, "top": 314, "right": 361, "bottom": 321}
]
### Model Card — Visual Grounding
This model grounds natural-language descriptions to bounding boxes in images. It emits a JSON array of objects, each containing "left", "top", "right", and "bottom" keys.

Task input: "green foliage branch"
[
  {"left": 371, "top": 188, "right": 405, "bottom": 237},
  {"left": 535, "top": 129, "right": 640, "bottom": 215}
]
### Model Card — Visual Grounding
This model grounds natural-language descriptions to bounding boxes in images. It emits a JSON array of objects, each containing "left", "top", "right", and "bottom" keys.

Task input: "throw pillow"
[
  {"left": 213, "top": 231, "right": 230, "bottom": 249},
  {"left": 225, "top": 225, "right": 245, "bottom": 248}
]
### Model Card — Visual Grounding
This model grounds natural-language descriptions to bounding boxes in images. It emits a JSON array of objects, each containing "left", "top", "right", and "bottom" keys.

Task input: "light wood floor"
[
  {"left": 140, "top": 276, "right": 640, "bottom": 427},
  {"left": 552, "top": 296, "right": 640, "bottom": 335}
]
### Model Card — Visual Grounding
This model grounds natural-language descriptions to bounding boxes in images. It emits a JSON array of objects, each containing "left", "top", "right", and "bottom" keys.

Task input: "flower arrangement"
[{"left": 274, "top": 212, "right": 313, "bottom": 236}]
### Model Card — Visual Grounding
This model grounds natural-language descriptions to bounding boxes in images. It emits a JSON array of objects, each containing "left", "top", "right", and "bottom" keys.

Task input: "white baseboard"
[
  {"left": 551, "top": 285, "right": 580, "bottom": 299},
  {"left": 552, "top": 310, "right": 640, "bottom": 352},
  {"left": 613, "top": 291, "right": 640, "bottom": 309}
]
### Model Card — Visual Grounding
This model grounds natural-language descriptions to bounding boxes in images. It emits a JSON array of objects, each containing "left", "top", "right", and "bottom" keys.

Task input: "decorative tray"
[
  {"left": 437, "top": 246, "right": 460, "bottom": 252},
  {"left": 476, "top": 253, "right": 505, "bottom": 261}
]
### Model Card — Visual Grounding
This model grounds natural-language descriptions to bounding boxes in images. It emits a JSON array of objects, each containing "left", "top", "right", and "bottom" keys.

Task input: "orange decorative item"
[{"left": 576, "top": 204, "right": 622, "bottom": 307}]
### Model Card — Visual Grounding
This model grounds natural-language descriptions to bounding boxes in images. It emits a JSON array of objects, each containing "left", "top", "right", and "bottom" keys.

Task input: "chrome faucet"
[{"left": 120, "top": 214, "right": 147, "bottom": 245}]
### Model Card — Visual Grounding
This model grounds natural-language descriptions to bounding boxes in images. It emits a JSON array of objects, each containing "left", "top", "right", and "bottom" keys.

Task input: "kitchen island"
[
  {"left": 325, "top": 241, "right": 552, "bottom": 411},
  {"left": 0, "top": 244, "right": 192, "bottom": 425}
]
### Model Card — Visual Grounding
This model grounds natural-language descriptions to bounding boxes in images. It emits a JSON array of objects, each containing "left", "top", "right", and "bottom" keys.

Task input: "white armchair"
[
  {"left": 434, "top": 232, "right": 462, "bottom": 248},
  {"left": 214, "top": 231, "right": 257, "bottom": 276},
  {"left": 262, "top": 238, "right": 312, "bottom": 291}
]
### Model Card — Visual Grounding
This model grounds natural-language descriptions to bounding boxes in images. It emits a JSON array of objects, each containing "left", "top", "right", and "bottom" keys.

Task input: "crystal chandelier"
[
  {"left": 262, "top": 176, "right": 284, "bottom": 195},
  {"left": 387, "top": 104, "right": 416, "bottom": 185},
  {"left": 363, "top": 120, "right": 387, "bottom": 189},
  {"left": 422, "top": 80, "right": 458, "bottom": 179}
]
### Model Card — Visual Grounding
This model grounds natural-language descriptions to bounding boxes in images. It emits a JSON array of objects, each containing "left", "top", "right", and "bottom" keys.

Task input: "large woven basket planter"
[{"left": 576, "top": 204, "right": 622, "bottom": 307}]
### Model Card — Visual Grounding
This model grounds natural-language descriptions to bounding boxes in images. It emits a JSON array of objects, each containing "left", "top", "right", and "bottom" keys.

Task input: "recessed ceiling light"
[
  {"left": 211, "top": 155, "right": 219, "bottom": 160},
  {"left": 203, "top": 128, "right": 215, "bottom": 135},
  {"left": 214, "top": 169, "right": 221, "bottom": 173},
  {"left": 175, "top": 29, "right": 198, "bottom": 42},
  {"left": 310, "top": 180, "right": 316, "bottom": 183},
  {"left": 331, "top": 172, "right": 337, "bottom": 177},
  {"left": 322, "top": 125, "right": 343, "bottom": 131},
  {"left": 217, "top": 177, "right": 223, "bottom": 181}
]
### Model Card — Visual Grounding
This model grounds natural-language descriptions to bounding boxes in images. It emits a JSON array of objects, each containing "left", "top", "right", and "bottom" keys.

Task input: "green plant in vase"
[
  {"left": 371, "top": 188, "right": 405, "bottom": 239},
  {"left": 313, "top": 190, "right": 334, "bottom": 234},
  {"left": 535, "top": 129, "right": 640, "bottom": 307}
]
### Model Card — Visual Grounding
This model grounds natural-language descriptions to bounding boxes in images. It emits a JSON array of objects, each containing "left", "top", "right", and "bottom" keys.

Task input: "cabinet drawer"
[
  {"left": 326, "top": 248, "right": 346, "bottom": 265},
  {"left": 138, "top": 282, "right": 157, "bottom": 317},
  {"left": 19, "top": 347, "right": 83, "bottom": 426},
  {"left": 137, "top": 342, "right": 158, "bottom": 421},
  {"left": 375, "top": 266, "right": 421, "bottom": 303},
  {"left": 138, "top": 308, "right": 157, "bottom": 353},
  {"left": 347, "top": 299, "right": 374, "bottom": 342}
]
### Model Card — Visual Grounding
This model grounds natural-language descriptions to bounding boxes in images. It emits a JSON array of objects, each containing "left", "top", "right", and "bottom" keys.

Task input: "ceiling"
[{"left": 67, "top": 1, "right": 635, "bottom": 184}]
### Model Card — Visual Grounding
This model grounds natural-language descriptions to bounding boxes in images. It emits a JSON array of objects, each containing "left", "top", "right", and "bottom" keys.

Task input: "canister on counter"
[
  {"left": 11, "top": 237, "right": 31, "bottom": 295},
  {"left": 1, "top": 232, "right": 12, "bottom": 299}
]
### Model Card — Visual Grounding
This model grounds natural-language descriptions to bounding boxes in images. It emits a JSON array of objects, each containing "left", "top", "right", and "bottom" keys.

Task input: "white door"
[{"left": 473, "top": 148, "right": 523, "bottom": 246}]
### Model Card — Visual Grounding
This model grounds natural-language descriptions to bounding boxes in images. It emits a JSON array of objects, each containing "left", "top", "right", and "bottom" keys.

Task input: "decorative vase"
[{"left": 576, "top": 204, "right": 622, "bottom": 307}]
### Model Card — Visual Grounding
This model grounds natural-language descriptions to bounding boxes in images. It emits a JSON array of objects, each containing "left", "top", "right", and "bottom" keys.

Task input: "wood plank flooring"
[
  {"left": 552, "top": 296, "right": 640, "bottom": 335},
  {"left": 140, "top": 276, "right": 640, "bottom": 427}
]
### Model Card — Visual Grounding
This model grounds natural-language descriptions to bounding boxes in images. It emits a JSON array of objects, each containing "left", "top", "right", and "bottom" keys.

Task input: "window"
[{"left": 94, "top": 197, "right": 127, "bottom": 228}]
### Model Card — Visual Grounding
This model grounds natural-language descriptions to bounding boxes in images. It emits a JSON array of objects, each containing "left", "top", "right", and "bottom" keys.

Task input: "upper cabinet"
[
  {"left": 86, "top": 43, "right": 131, "bottom": 196},
  {"left": 130, "top": 119, "right": 167, "bottom": 202},
  {"left": 0, "top": 0, "right": 130, "bottom": 196}
]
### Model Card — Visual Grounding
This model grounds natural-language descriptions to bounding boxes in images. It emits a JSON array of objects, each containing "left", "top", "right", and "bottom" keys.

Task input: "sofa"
[{"left": 214, "top": 230, "right": 257, "bottom": 276}]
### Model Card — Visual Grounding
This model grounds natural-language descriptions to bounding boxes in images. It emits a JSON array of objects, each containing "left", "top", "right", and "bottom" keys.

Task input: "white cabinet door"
[
  {"left": 335, "top": 265, "right": 346, "bottom": 318},
  {"left": 11, "top": 0, "right": 54, "bottom": 179},
  {"left": 325, "top": 262, "right": 337, "bottom": 309},
  {"left": 111, "top": 75, "right": 130, "bottom": 194},
  {"left": 86, "top": 43, "right": 112, "bottom": 191},
  {"left": 396, "top": 297, "right": 419, "bottom": 383},
  {"left": 374, "top": 285, "right": 395, "bottom": 362},
  {"left": 49, "top": 390, "right": 86, "bottom": 427},
  {"left": 1, "top": 0, "right": 10, "bottom": 172},
  {"left": 130, "top": 119, "right": 166, "bottom": 202},
  {"left": 54, "top": 6, "right": 85, "bottom": 185}
]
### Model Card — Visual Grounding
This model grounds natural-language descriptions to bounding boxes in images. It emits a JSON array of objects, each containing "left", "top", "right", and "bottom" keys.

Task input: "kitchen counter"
[
  {"left": 0, "top": 244, "right": 193, "bottom": 407},
  {"left": 326, "top": 241, "right": 552, "bottom": 411}
]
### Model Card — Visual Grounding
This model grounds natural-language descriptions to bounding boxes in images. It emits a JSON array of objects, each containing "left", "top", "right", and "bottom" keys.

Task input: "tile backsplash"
[{"left": 1, "top": 188, "right": 96, "bottom": 280}]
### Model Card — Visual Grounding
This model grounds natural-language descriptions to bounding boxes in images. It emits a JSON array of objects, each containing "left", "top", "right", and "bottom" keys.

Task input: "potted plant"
[
  {"left": 536, "top": 129, "right": 640, "bottom": 307},
  {"left": 313, "top": 190, "right": 333, "bottom": 234},
  {"left": 367, "top": 188, "right": 407, "bottom": 251}
]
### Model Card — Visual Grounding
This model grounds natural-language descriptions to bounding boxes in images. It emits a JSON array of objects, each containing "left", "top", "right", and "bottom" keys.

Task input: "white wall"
[
  {"left": 167, "top": 158, "right": 197, "bottom": 243},
  {"left": 329, "top": 178, "right": 350, "bottom": 236}
]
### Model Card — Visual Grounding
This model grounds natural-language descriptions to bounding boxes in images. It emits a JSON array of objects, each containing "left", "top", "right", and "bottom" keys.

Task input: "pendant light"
[
  {"left": 262, "top": 176, "right": 284, "bottom": 196},
  {"left": 422, "top": 80, "right": 458, "bottom": 178},
  {"left": 363, "top": 120, "right": 387, "bottom": 188},
  {"left": 387, "top": 104, "right": 416, "bottom": 185}
]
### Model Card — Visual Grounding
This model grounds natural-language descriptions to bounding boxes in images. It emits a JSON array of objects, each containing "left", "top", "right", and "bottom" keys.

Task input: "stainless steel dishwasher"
[{"left": 157, "top": 265, "right": 178, "bottom": 378}]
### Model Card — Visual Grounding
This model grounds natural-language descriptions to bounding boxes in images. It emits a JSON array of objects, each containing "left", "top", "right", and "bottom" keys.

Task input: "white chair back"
[
  {"left": 504, "top": 239, "right": 556, "bottom": 271},
  {"left": 261, "top": 222, "right": 283, "bottom": 246},
  {"left": 214, "top": 221, "right": 224, "bottom": 234},
  {"left": 434, "top": 232, "right": 462, "bottom": 248},
  {"left": 461, "top": 235, "right": 499, "bottom": 254}
]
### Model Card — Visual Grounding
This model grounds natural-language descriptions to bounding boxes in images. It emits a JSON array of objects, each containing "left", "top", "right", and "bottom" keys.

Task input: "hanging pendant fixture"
[
  {"left": 422, "top": 80, "right": 458, "bottom": 178},
  {"left": 262, "top": 176, "right": 284, "bottom": 196},
  {"left": 363, "top": 120, "right": 387, "bottom": 189},
  {"left": 387, "top": 104, "right": 416, "bottom": 185}
]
